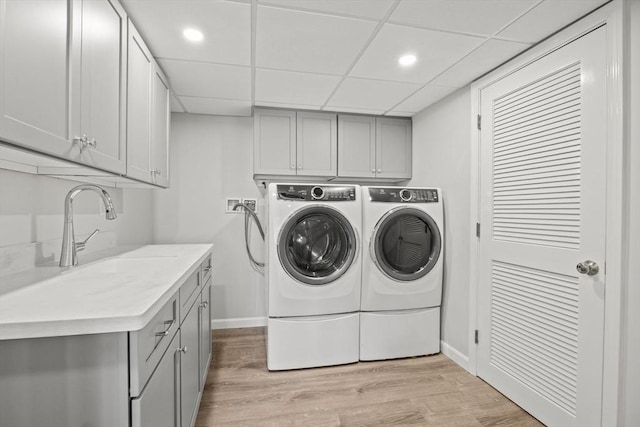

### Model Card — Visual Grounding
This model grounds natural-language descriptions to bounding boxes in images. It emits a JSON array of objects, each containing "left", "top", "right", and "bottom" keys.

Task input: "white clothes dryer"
[
  {"left": 360, "top": 186, "right": 444, "bottom": 361},
  {"left": 266, "top": 183, "right": 362, "bottom": 370}
]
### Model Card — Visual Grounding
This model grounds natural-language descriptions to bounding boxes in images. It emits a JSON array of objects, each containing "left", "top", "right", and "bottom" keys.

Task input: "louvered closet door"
[{"left": 477, "top": 26, "right": 606, "bottom": 427}]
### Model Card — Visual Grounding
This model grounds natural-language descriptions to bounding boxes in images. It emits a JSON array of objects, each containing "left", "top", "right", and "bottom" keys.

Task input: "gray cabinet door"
[
  {"left": 1, "top": 0, "right": 127, "bottom": 174},
  {"left": 337, "top": 115, "right": 376, "bottom": 178},
  {"left": 296, "top": 111, "right": 337, "bottom": 176},
  {"left": 77, "top": 0, "right": 127, "bottom": 174},
  {"left": 376, "top": 118, "right": 412, "bottom": 180},
  {"left": 0, "top": 0, "right": 76, "bottom": 155},
  {"left": 200, "top": 278, "right": 213, "bottom": 387},
  {"left": 181, "top": 300, "right": 201, "bottom": 427},
  {"left": 254, "top": 109, "right": 296, "bottom": 175},
  {"left": 126, "top": 21, "right": 153, "bottom": 183},
  {"left": 151, "top": 65, "right": 170, "bottom": 187},
  {"left": 131, "top": 332, "right": 180, "bottom": 427}
]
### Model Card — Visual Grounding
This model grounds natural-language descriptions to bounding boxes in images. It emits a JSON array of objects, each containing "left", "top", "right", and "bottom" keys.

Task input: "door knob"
[{"left": 576, "top": 260, "right": 599, "bottom": 276}]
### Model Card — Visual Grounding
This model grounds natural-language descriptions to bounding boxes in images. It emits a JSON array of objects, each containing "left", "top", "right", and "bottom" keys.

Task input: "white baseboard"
[
  {"left": 441, "top": 340, "right": 472, "bottom": 373},
  {"left": 212, "top": 317, "right": 267, "bottom": 330}
]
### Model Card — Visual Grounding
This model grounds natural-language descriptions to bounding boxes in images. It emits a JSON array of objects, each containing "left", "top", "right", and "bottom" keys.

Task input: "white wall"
[
  {"left": 410, "top": 87, "right": 472, "bottom": 359},
  {"left": 0, "top": 169, "right": 153, "bottom": 275},
  {"left": 153, "top": 113, "right": 265, "bottom": 327}
]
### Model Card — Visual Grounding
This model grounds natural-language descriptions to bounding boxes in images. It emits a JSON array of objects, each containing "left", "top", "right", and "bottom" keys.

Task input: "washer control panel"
[
  {"left": 277, "top": 185, "right": 357, "bottom": 201},
  {"left": 368, "top": 187, "right": 439, "bottom": 203}
]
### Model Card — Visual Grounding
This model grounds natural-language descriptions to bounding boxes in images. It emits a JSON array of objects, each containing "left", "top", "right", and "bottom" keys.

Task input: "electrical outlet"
[
  {"left": 242, "top": 198, "right": 258, "bottom": 213},
  {"left": 225, "top": 197, "right": 242, "bottom": 213}
]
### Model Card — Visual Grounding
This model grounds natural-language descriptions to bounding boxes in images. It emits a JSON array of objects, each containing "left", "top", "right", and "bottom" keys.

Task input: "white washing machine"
[
  {"left": 360, "top": 186, "right": 443, "bottom": 361},
  {"left": 266, "top": 183, "right": 361, "bottom": 370}
]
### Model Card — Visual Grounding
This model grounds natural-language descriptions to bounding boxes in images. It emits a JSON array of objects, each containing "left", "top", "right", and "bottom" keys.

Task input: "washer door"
[
  {"left": 372, "top": 207, "right": 442, "bottom": 282},
  {"left": 278, "top": 205, "right": 357, "bottom": 285}
]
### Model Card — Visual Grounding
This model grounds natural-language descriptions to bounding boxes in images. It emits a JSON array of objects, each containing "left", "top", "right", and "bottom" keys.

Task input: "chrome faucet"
[{"left": 59, "top": 184, "right": 117, "bottom": 267}]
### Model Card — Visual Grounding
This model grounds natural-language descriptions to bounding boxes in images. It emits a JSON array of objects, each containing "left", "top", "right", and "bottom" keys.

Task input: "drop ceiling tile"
[
  {"left": 384, "top": 111, "right": 414, "bottom": 117},
  {"left": 169, "top": 94, "right": 185, "bottom": 113},
  {"left": 391, "top": 84, "right": 459, "bottom": 114},
  {"left": 497, "top": 0, "right": 607, "bottom": 43},
  {"left": 431, "top": 39, "right": 531, "bottom": 87},
  {"left": 256, "top": 101, "right": 323, "bottom": 110},
  {"left": 158, "top": 59, "right": 251, "bottom": 100},
  {"left": 326, "top": 78, "right": 422, "bottom": 112},
  {"left": 350, "top": 24, "right": 484, "bottom": 84},
  {"left": 256, "top": 6, "right": 377, "bottom": 75},
  {"left": 255, "top": 69, "right": 342, "bottom": 106},
  {"left": 179, "top": 97, "right": 252, "bottom": 116},
  {"left": 121, "top": 0, "right": 250, "bottom": 66},
  {"left": 258, "top": 0, "right": 396, "bottom": 20},
  {"left": 390, "top": 0, "right": 538, "bottom": 36},
  {"left": 325, "top": 106, "right": 387, "bottom": 115}
]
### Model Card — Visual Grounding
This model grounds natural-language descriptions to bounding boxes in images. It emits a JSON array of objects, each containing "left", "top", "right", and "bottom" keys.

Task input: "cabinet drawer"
[
  {"left": 201, "top": 254, "right": 212, "bottom": 283},
  {"left": 179, "top": 269, "right": 200, "bottom": 324},
  {"left": 129, "top": 291, "right": 179, "bottom": 397}
]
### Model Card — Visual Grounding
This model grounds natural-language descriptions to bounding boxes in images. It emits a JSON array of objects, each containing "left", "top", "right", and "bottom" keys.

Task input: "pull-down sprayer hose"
[{"left": 233, "top": 202, "right": 265, "bottom": 268}]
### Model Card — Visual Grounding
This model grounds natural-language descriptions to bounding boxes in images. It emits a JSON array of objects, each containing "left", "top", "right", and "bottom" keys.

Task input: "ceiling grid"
[{"left": 121, "top": 0, "right": 608, "bottom": 117}]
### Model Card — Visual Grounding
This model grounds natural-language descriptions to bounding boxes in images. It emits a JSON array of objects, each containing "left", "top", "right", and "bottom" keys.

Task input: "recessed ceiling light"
[
  {"left": 183, "top": 28, "right": 204, "bottom": 42},
  {"left": 398, "top": 54, "right": 417, "bottom": 67}
]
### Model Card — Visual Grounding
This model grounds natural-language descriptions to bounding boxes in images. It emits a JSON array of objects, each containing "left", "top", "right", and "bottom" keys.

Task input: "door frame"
[{"left": 468, "top": 2, "right": 627, "bottom": 426}]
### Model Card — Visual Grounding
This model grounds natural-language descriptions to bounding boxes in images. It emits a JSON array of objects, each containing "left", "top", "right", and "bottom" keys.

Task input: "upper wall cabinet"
[
  {"left": 0, "top": 0, "right": 127, "bottom": 175},
  {"left": 338, "top": 115, "right": 376, "bottom": 178},
  {"left": 254, "top": 109, "right": 296, "bottom": 176},
  {"left": 254, "top": 109, "right": 411, "bottom": 182},
  {"left": 375, "top": 117, "right": 412, "bottom": 180},
  {"left": 150, "top": 66, "right": 170, "bottom": 188},
  {"left": 338, "top": 115, "right": 411, "bottom": 180},
  {"left": 127, "top": 21, "right": 170, "bottom": 188},
  {"left": 296, "top": 111, "right": 337, "bottom": 177},
  {"left": 254, "top": 109, "right": 337, "bottom": 177}
]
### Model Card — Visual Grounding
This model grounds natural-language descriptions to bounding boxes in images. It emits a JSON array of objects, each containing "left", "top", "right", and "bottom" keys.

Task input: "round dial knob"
[
  {"left": 311, "top": 186, "right": 324, "bottom": 200},
  {"left": 400, "top": 189, "right": 413, "bottom": 202}
]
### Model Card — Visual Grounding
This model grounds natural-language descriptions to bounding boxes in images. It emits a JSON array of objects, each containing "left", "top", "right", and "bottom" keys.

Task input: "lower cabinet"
[
  {"left": 180, "top": 298, "right": 202, "bottom": 427},
  {"left": 131, "top": 332, "right": 180, "bottom": 427},
  {"left": 200, "top": 278, "right": 213, "bottom": 386},
  {"left": 0, "top": 253, "right": 213, "bottom": 427},
  {"left": 131, "top": 263, "right": 212, "bottom": 427}
]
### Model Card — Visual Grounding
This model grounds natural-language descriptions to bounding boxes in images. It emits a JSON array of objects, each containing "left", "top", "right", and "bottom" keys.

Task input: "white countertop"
[{"left": 0, "top": 244, "right": 213, "bottom": 340}]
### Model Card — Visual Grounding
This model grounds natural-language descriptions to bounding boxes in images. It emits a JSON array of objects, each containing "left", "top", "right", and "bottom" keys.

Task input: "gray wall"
[
  {"left": 0, "top": 170, "right": 153, "bottom": 274},
  {"left": 152, "top": 113, "right": 265, "bottom": 327},
  {"left": 409, "top": 87, "right": 472, "bottom": 358}
]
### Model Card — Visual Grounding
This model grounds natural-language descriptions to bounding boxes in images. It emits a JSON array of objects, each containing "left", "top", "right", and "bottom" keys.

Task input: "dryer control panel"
[
  {"left": 277, "top": 185, "right": 357, "bottom": 201},
  {"left": 369, "top": 187, "right": 439, "bottom": 203}
]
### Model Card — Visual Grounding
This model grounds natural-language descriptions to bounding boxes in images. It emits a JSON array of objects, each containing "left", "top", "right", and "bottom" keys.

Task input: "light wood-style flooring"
[{"left": 195, "top": 327, "right": 544, "bottom": 427}]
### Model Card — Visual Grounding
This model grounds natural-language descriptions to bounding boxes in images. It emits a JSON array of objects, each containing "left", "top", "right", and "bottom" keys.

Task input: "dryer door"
[
  {"left": 372, "top": 206, "right": 442, "bottom": 282},
  {"left": 278, "top": 206, "right": 357, "bottom": 285}
]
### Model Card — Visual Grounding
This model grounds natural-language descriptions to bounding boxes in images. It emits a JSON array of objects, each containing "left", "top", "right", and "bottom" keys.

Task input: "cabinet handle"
[
  {"left": 155, "top": 319, "right": 175, "bottom": 337},
  {"left": 377, "top": 169, "right": 382, "bottom": 173},
  {"left": 151, "top": 168, "right": 162, "bottom": 176},
  {"left": 177, "top": 346, "right": 188, "bottom": 353},
  {"left": 291, "top": 164, "right": 296, "bottom": 169},
  {"left": 204, "top": 265, "right": 212, "bottom": 272},
  {"left": 371, "top": 169, "right": 375, "bottom": 173},
  {"left": 200, "top": 301, "right": 209, "bottom": 309},
  {"left": 298, "top": 164, "right": 302, "bottom": 169},
  {"left": 73, "top": 135, "right": 96, "bottom": 150}
]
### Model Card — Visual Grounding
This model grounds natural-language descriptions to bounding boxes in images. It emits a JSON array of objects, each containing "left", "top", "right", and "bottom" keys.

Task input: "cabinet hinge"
[
  {"left": 477, "top": 114, "right": 481, "bottom": 130},
  {"left": 475, "top": 329, "right": 479, "bottom": 344},
  {"left": 476, "top": 222, "right": 480, "bottom": 238}
]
